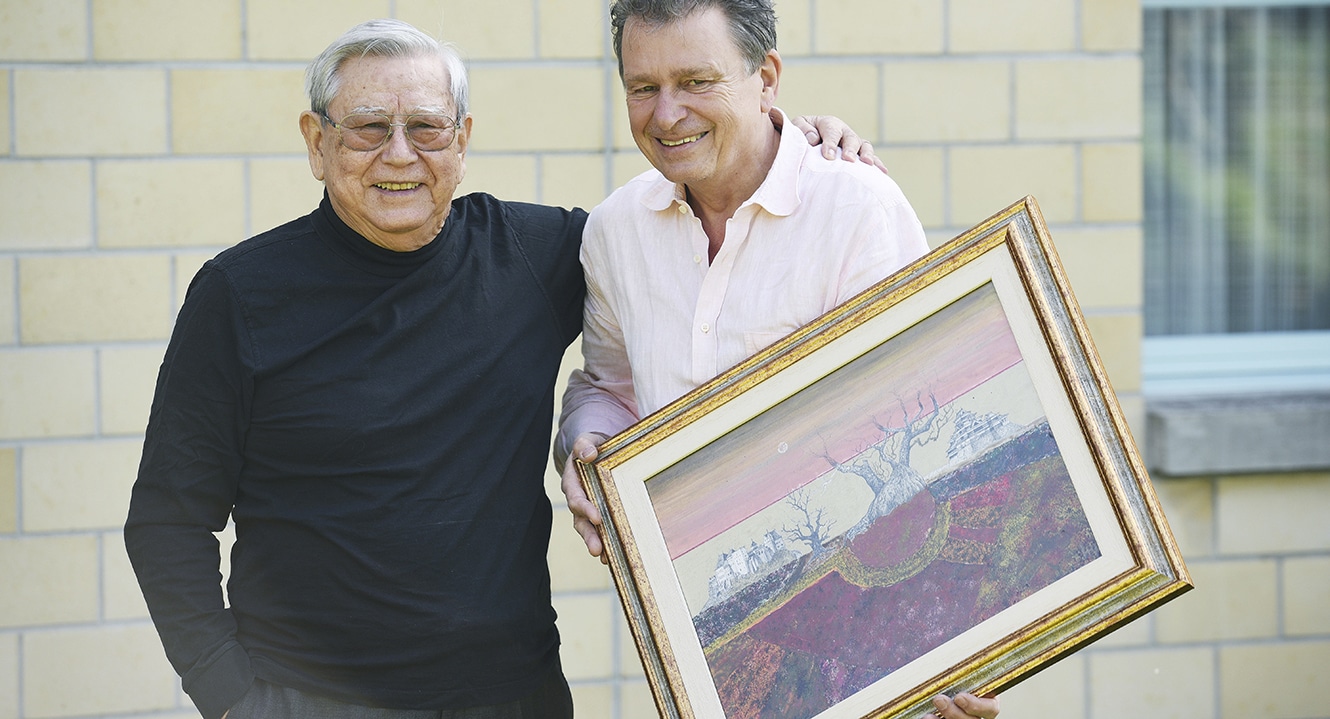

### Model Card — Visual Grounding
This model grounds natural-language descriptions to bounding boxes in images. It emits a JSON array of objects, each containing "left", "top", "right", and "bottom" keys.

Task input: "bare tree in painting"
[
  {"left": 782, "top": 488, "right": 835, "bottom": 560},
  {"left": 871, "top": 389, "right": 954, "bottom": 484},
  {"left": 817, "top": 388, "right": 954, "bottom": 537}
]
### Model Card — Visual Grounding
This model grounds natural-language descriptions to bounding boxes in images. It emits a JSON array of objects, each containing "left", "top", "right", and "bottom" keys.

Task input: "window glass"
[{"left": 1143, "top": 5, "right": 1330, "bottom": 336}]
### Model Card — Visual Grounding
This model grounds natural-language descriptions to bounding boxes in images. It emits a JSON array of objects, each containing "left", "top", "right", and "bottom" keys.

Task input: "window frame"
[{"left": 1139, "top": 0, "right": 1330, "bottom": 474}]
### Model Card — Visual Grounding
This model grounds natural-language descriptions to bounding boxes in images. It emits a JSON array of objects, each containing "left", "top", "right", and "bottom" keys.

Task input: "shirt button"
[
  {"left": 693, "top": 254, "right": 702, "bottom": 264},
  {"left": 700, "top": 323, "right": 711, "bottom": 333},
  {"left": 677, "top": 204, "right": 688, "bottom": 214}
]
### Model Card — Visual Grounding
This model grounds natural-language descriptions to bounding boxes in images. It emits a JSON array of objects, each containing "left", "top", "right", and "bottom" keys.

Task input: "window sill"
[
  {"left": 1145, "top": 392, "right": 1330, "bottom": 476},
  {"left": 1142, "top": 331, "right": 1330, "bottom": 476}
]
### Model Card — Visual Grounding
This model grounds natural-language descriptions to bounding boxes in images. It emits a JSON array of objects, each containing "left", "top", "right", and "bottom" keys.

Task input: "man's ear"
[
  {"left": 298, "top": 110, "right": 327, "bottom": 182},
  {"left": 759, "top": 49, "right": 781, "bottom": 113},
  {"left": 454, "top": 114, "right": 473, "bottom": 179},
  {"left": 455, "top": 114, "right": 473, "bottom": 161}
]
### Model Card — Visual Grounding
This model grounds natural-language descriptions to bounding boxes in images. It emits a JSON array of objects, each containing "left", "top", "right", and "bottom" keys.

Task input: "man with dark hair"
[
  {"left": 556, "top": 2, "right": 1001, "bottom": 718},
  {"left": 124, "top": 16, "right": 882, "bottom": 719}
]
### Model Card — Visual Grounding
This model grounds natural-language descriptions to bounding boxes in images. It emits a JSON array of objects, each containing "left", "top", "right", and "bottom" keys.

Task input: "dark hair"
[{"left": 610, "top": 0, "right": 777, "bottom": 78}]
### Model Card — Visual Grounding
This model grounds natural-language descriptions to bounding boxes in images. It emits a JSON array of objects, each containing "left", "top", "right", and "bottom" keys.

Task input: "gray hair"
[
  {"left": 609, "top": 0, "right": 777, "bottom": 78},
  {"left": 305, "top": 18, "right": 470, "bottom": 118}
]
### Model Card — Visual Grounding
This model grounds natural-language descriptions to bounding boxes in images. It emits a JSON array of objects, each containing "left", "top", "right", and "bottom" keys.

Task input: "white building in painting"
[
  {"left": 705, "top": 530, "right": 791, "bottom": 607},
  {"left": 946, "top": 409, "right": 1022, "bottom": 465}
]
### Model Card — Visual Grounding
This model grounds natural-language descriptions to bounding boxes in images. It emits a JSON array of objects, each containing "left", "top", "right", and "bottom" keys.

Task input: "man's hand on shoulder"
[
  {"left": 561, "top": 434, "right": 609, "bottom": 565},
  {"left": 790, "top": 114, "right": 888, "bottom": 174}
]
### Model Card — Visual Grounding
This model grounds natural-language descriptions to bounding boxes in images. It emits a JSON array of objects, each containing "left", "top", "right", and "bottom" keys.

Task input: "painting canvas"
[
  {"left": 658, "top": 282, "right": 1096, "bottom": 719},
  {"left": 579, "top": 198, "right": 1191, "bottom": 719}
]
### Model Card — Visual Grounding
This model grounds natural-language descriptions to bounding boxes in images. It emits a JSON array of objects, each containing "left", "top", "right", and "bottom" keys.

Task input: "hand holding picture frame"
[{"left": 577, "top": 197, "right": 1191, "bottom": 719}]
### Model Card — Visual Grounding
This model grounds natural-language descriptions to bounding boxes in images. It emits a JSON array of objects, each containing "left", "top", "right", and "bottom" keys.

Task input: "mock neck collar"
[{"left": 312, "top": 192, "right": 449, "bottom": 277}]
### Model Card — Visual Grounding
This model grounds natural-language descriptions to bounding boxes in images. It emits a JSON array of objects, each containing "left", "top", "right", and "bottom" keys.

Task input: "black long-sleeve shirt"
[{"left": 125, "top": 193, "right": 586, "bottom": 718}]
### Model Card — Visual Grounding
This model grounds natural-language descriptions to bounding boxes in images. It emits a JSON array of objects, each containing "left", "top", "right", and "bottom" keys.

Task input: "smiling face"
[
  {"left": 621, "top": 7, "right": 780, "bottom": 208},
  {"left": 299, "top": 53, "right": 471, "bottom": 252}
]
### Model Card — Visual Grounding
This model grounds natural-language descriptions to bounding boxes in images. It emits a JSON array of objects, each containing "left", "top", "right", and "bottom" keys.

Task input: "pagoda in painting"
[{"left": 945, "top": 409, "right": 1022, "bottom": 465}]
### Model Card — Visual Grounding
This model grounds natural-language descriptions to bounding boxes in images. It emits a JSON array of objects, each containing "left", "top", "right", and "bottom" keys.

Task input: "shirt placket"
[{"left": 690, "top": 204, "right": 755, "bottom": 387}]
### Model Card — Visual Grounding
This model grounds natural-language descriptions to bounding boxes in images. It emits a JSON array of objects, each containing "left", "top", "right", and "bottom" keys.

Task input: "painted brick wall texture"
[{"left": 0, "top": 1, "right": 1324, "bottom": 718}]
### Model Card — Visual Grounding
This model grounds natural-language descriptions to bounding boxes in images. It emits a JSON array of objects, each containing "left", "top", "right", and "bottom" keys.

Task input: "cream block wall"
[
  {"left": 96, "top": 161, "right": 248, "bottom": 248},
  {"left": 815, "top": 0, "right": 944, "bottom": 54},
  {"left": 1089, "top": 647, "right": 1218, "bottom": 718},
  {"left": 1221, "top": 642, "right": 1330, "bottom": 718},
  {"left": 1285, "top": 557, "right": 1330, "bottom": 636},
  {"left": 0, "top": 161, "right": 93, "bottom": 250},
  {"left": 1, "top": 1, "right": 1324, "bottom": 719},
  {"left": 91, "top": 0, "right": 244, "bottom": 61},
  {"left": 0, "top": 259, "right": 14, "bottom": 344},
  {"left": 0, "top": 349, "right": 97, "bottom": 439},
  {"left": 0, "top": 632, "right": 17, "bottom": 719},
  {"left": 0, "top": 1, "right": 87, "bottom": 61},
  {"left": 0, "top": 450, "right": 16, "bottom": 534},
  {"left": 20, "top": 256, "right": 174, "bottom": 343},
  {"left": 1083, "top": 142, "right": 1144, "bottom": 223},
  {"left": 1084, "top": 0, "right": 1144, "bottom": 51},
  {"left": 880, "top": 60, "right": 1012, "bottom": 143},
  {"left": 171, "top": 69, "right": 308, "bottom": 154},
  {"left": 15, "top": 69, "right": 169, "bottom": 156},
  {"left": 0, "top": 535, "right": 100, "bottom": 628},
  {"left": 0, "top": 72, "right": 10, "bottom": 155},
  {"left": 949, "top": 0, "right": 1077, "bottom": 52}
]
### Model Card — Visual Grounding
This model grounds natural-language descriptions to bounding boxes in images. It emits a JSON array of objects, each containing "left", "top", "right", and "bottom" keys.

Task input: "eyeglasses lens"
[{"left": 337, "top": 114, "right": 455, "bottom": 151}]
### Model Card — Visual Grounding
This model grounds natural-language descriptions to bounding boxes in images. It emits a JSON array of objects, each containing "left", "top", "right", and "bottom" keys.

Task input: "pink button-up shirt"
[{"left": 556, "top": 110, "right": 929, "bottom": 458}]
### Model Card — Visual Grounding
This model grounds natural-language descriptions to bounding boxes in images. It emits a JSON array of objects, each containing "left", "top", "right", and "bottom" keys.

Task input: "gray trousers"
[{"left": 226, "top": 667, "right": 574, "bottom": 719}]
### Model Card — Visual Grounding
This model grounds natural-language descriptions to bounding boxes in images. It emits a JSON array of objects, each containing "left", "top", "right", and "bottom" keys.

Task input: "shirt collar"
[{"left": 640, "top": 107, "right": 804, "bottom": 217}]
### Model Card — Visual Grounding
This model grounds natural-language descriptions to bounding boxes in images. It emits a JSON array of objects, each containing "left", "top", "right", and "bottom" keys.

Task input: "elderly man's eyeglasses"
[{"left": 321, "top": 112, "right": 461, "bottom": 152}]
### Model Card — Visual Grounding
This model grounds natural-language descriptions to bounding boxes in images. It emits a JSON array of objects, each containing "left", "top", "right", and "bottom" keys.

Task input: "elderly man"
[
  {"left": 125, "top": 19, "right": 583, "bottom": 719},
  {"left": 125, "top": 16, "right": 879, "bottom": 719},
  {"left": 554, "top": 2, "right": 1001, "bottom": 719}
]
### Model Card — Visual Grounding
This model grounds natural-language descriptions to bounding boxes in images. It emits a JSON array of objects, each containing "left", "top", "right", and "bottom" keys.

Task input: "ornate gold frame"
[{"left": 577, "top": 197, "right": 1191, "bottom": 719}]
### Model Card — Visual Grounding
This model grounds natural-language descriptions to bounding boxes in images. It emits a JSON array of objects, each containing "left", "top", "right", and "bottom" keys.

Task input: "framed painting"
[{"left": 576, "top": 197, "right": 1192, "bottom": 719}]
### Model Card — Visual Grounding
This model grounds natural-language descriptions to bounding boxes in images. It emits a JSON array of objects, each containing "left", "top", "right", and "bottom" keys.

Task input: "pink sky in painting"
[{"left": 647, "top": 283, "right": 1026, "bottom": 559}]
